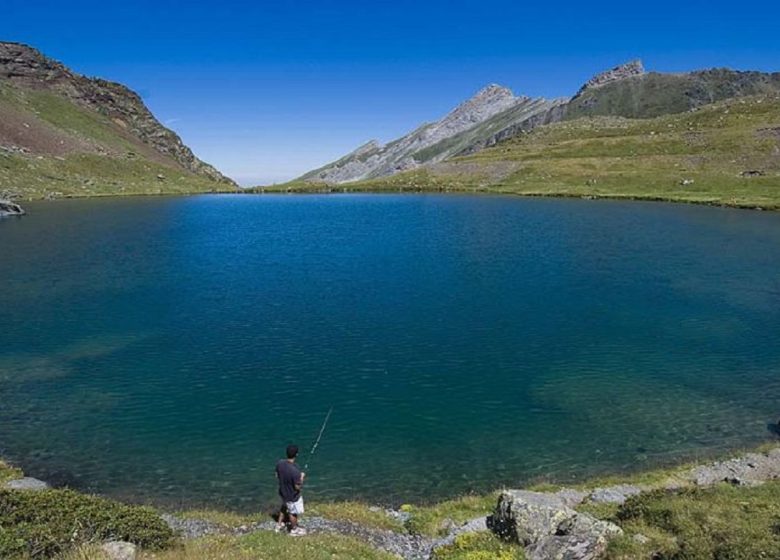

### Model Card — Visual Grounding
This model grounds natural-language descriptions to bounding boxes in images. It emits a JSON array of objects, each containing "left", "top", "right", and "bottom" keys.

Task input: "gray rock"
[
  {"left": 489, "top": 490, "right": 573, "bottom": 544},
  {"left": 575, "top": 60, "right": 646, "bottom": 96},
  {"left": 489, "top": 490, "right": 622, "bottom": 560},
  {"left": 688, "top": 450, "right": 780, "bottom": 486},
  {"left": 554, "top": 488, "right": 589, "bottom": 507},
  {"left": 526, "top": 515, "right": 622, "bottom": 560},
  {"left": 0, "top": 199, "right": 25, "bottom": 217},
  {"left": 101, "top": 541, "right": 137, "bottom": 560},
  {"left": 633, "top": 533, "right": 650, "bottom": 545},
  {"left": 3, "top": 477, "right": 49, "bottom": 491},
  {"left": 588, "top": 484, "right": 643, "bottom": 505},
  {"left": 161, "top": 514, "right": 227, "bottom": 539}
]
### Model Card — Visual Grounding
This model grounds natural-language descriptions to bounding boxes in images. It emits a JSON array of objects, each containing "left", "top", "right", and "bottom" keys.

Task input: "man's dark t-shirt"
[{"left": 276, "top": 459, "right": 302, "bottom": 503}]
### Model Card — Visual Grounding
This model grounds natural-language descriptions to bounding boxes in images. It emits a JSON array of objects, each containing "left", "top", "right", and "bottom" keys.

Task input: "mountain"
[
  {"left": 297, "top": 60, "right": 780, "bottom": 185},
  {"left": 299, "top": 85, "right": 566, "bottom": 183},
  {"left": 567, "top": 63, "right": 780, "bottom": 120},
  {"left": 0, "top": 42, "right": 235, "bottom": 199}
]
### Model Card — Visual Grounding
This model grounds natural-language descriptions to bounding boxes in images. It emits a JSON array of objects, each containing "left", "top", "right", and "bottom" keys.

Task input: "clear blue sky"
[{"left": 3, "top": 0, "right": 779, "bottom": 185}]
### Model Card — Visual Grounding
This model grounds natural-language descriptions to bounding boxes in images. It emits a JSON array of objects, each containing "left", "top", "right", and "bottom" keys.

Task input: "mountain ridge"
[
  {"left": 297, "top": 60, "right": 780, "bottom": 185},
  {"left": 0, "top": 41, "right": 235, "bottom": 199}
]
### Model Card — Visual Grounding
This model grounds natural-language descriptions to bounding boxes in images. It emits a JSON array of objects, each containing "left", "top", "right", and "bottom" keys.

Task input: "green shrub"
[
  {"left": 613, "top": 483, "right": 780, "bottom": 560},
  {"left": 0, "top": 489, "right": 174, "bottom": 559}
]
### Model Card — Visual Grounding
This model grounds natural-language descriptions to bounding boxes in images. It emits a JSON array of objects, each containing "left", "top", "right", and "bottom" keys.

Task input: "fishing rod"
[{"left": 303, "top": 406, "right": 333, "bottom": 471}]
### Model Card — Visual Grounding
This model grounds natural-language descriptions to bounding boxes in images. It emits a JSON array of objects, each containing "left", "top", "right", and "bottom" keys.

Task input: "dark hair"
[{"left": 286, "top": 444, "right": 299, "bottom": 459}]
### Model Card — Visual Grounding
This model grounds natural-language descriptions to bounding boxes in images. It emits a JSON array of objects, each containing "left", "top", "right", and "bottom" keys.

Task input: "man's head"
[{"left": 286, "top": 444, "right": 299, "bottom": 460}]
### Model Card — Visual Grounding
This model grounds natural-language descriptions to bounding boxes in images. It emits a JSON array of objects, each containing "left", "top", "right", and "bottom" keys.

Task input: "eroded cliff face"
[{"left": 0, "top": 42, "right": 234, "bottom": 186}]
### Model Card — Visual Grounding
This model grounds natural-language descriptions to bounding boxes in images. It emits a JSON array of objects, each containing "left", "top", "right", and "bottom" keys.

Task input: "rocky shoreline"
[{"left": 5, "top": 445, "right": 780, "bottom": 559}]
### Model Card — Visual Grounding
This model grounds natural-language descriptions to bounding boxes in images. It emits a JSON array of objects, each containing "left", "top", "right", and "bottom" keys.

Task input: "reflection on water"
[{"left": 1, "top": 194, "right": 780, "bottom": 509}]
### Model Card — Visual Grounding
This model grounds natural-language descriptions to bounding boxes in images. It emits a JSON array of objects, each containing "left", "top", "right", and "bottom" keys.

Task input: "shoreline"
[
  {"left": 249, "top": 184, "right": 780, "bottom": 212},
  {"left": 10, "top": 185, "right": 780, "bottom": 214},
  {"left": 3, "top": 441, "right": 780, "bottom": 559}
]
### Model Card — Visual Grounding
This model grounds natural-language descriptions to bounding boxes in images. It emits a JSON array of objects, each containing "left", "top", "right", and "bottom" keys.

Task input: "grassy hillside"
[
  {"left": 567, "top": 69, "right": 780, "bottom": 120},
  {"left": 265, "top": 94, "right": 780, "bottom": 210},
  {"left": 0, "top": 82, "right": 231, "bottom": 200}
]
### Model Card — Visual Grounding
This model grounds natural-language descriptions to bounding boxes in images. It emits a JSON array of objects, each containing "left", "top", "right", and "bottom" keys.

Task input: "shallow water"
[{"left": 1, "top": 194, "right": 779, "bottom": 509}]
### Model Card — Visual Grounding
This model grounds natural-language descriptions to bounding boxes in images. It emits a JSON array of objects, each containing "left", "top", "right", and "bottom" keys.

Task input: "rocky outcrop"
[
  {"left": 574, "top": 60, "right": 645, "bottom": 97},
  {"left": 488, "top": 490, "right": 622, "bottom": 560},
  {"left": 0, "top": 42, "right": 235, "bottom": 186},
  {"left": 686, "top": 448, "right": 780, "bottom": 486},
  {"left": 0, "top": 199, "right": 25, "bottom": 216},
  {"left": 3, "top": 476, "right": 49, "bottom": 490},
  {"left": 300, "top": 85, "right": 558, "bottom": 184}
]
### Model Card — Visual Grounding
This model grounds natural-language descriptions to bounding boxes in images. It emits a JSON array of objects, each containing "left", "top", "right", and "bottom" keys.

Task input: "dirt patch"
[{"left": 0, "top": 101, "right": 92, "bottom": 156}]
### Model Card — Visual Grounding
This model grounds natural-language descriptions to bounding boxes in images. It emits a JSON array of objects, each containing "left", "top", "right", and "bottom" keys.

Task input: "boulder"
[
  {"left": 3, "top": 477, "right": 49, "bottom": 491},
  {"left": 488, "top": 490, "right": 622, "bottom": 560},
  {"left": 101, "top": 541, "right": 137, "bottom": 560},
  {"left": 588, "top": 484, "right": 642, "bottom": 505},
  {"left": 0, "top": 199, "right": 25, "bottom": 216}
]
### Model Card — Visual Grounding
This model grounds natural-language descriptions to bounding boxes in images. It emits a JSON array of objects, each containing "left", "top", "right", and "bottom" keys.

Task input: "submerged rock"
[
  {"left": 488, "top": 489, "right": 622, "bottom": 560},
  {"left": 0, "top": 199, "right": 25, "bottom": 216},
  {"left": 3, "top": 477, "right": 49, "bottom": 491}
]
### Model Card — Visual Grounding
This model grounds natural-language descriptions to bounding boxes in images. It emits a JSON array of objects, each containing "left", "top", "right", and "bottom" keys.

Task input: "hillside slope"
[
  {"left": 299, "top": 85, "right": 565, "bottom": 184},
  {"left": 0, "top": 42, "right": 235, "bottom": 199},
  {"left": 274, "top": 94, "right": 780, "bottom": 210},
  {"left": 297, "top": 61, "right": 780, "bottom": 186},
  {"left": 567, "top": 67, "right": 780, "bottom": 120}
]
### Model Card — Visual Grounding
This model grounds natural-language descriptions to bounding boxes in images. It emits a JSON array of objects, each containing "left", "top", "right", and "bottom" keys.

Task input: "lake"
[{"left": 1, "top": 194, "right": 779, "bottom": 510}]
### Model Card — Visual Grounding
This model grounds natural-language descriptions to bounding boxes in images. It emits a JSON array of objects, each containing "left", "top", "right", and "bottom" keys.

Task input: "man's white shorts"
[{"left": 286, "top": 497, "right": 304, "bottom": 516}]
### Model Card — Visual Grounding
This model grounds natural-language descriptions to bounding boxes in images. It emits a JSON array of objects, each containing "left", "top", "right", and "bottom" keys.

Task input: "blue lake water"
[{"left": 1, "top": 194, "right": 779, "bottom": 510}]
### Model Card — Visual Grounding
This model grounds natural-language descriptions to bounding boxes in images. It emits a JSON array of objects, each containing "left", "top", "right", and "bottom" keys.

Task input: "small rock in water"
[{"left": 0, "top": 199, "right": 25, "bottom": 217}]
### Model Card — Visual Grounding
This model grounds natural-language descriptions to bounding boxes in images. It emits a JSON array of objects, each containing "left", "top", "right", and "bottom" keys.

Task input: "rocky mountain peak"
[
  {"left": 576, "top": 60, "right": 646, "bottom": 96},
  {"left": 0, "top": 41, "right": 235, "bottom": 185}
]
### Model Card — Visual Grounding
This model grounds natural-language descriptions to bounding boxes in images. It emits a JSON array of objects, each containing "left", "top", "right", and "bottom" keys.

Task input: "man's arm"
[{"left": 294, "top": 471, "right": 305, "bottom": 491}]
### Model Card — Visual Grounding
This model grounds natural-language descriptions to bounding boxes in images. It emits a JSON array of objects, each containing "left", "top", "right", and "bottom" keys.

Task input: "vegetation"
[
  {"left": 0, "top": 83, "right": 230, "bottom": 200},
  {"left": 0, "top": 489, "right": 174, "bottom": 559},
  {"left": 137, "top": 532, "right": 395, "bottom": 560},
  {"left": 602, "top": 482, "right": 780, "bottom": 560},
  {"left": 566, "top": 69, "right": 780, "bottom": 120},
  {"left": 431, "top": 532, "right": 525, "bottom": 560},
  {"left": 263, "top": 95, "right": 780, "bottom": 210},
  {"left": 0, "top": 460, "right": 22, "bottom": 485},
  {"left": 402, "top": 493, "right": 499, "bottom": 537},
  {"left": 306, "top": 501, "right": 405, "bottom": 532}
]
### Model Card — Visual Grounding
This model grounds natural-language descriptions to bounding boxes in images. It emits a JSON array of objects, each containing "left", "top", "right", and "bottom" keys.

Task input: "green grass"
[
  {"left": 566, "top": 70, "right": 780, "bottom": 120},
  {"left": 0, "top": 460, "right": 22, "bottom": 485},
  {"left": 402, "top": 493, "right": 500, "bottom": 537},
  {"left": 270, "top": 94, "right": 780, "bottom": 210},
  {"left": 431, "top": 532, "right": 525, "bottom": 560},
  {"left": 0, "top": 152, "right": 225, "bottom": 199},
  {"left": 0, "top": 82, "right": 230, "bottom": 200},
  {"left": 603, "top": 482, "right": 780, "bottom": 560},
  {"left": 136, "top": 532, "right": 396, "bottom": 560}
]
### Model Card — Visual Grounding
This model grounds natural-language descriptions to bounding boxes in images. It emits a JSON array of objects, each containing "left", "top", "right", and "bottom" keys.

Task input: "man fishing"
[{"left": 275, "top": 444, "right": 306, "bottom": 536}]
